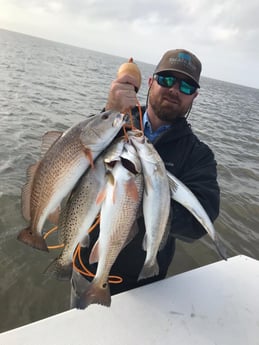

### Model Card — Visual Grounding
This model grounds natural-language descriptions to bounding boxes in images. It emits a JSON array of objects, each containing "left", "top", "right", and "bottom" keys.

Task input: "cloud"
[{"left": 1, "top": 0, "right": 259, "bottom": 87}]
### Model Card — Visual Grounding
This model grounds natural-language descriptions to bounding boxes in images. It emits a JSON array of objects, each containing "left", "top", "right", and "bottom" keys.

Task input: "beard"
[{"left": 148, "top": 88, "right": 190, "bottom": 123}]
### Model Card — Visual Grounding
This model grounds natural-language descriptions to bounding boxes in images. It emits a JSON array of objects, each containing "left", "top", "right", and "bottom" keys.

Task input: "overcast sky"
[{"left": 1, "top": 0, "right": 259, "bottom": 89}]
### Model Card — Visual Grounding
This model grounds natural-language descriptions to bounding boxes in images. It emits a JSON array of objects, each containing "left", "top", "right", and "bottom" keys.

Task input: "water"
[{"left": 0, "top": 28, "right": 258, "bottom": 333}]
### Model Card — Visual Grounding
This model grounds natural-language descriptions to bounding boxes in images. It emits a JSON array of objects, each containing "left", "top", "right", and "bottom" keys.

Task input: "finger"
[{"left": 116, "top": 74, "right": 139, "bottom": 89}]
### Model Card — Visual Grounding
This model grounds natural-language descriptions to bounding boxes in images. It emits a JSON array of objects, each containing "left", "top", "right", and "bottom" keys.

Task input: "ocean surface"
[{"left": 0, "top": 28, "right": 258, "bottom": 333}]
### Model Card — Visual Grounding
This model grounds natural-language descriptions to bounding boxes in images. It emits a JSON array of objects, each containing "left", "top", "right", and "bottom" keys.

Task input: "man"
[{"left": 70, "top": 49, "right": 220, "bottom": 307}]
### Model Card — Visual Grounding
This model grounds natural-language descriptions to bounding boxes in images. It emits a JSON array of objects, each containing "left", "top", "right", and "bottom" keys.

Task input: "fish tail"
[
  {"left": 138, "top": 260, "right": 159, "bottom": 281},
  {"left": 214, "top": 234, "right": 228, "bottom": 261},
  {"left": 77, "top": 279, "right": 111, "bottom": 309},
  {"left": 17, "top": 227, "right": 49, "bottom": 252},
  {"left": 44, "top": 258, "right": 73, "bottom": 280}
]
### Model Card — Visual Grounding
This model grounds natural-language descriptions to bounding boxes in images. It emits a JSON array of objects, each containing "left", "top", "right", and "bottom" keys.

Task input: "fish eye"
[{"left": 101, "top": 113, "right": 109, "bottom": 120}]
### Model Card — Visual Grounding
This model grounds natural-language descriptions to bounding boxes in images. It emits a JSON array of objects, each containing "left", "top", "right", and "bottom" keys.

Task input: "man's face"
[{"left": 147, "top": 71, "right": 198, "bottom": 123}]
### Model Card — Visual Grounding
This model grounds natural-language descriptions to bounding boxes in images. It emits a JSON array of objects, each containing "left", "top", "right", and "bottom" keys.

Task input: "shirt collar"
[{"left": 143, "top": 111, "right": 172, "bottom": 142}]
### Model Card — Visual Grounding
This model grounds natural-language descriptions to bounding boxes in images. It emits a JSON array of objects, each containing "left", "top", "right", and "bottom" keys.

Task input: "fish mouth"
[
  {"left": 128, "top": 130, "right": 145, "bottom": 145},
  {"left": 122, "top": 113, "right": 129, "bottom": 122},
  {"left": 113, "top": 113, "right": 128, "bottom": 127},
  {"left": 120, "top": 157, "right": 139, "bottom": 175}
]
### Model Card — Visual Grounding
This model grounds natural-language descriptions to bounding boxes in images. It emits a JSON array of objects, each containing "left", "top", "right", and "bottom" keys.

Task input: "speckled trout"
[
  {"left": 129, "top": 130, "right": 171, "bottom": 281},
  {"left": 18, "top": 111, "right": 127, "bottom": 252},
  {"left": 44, "top": 155, "right": 107, "bottom": 280},
  {"left": 78, "top": 141, "right": 143, "bottom": 308}
]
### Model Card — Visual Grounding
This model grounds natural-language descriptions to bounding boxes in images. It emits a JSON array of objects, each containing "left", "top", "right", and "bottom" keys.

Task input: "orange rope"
[
  {"left": 122, "top": 101, "right": 143, "bottom": 141},
  {"left": 136, "top": 100, "right": 143, "bottom": 133},
  {"left": 43, "top": 226, "right": 64, "bottom": 249},
  {"left": 44, "top": 223, "right": 123, "bottom": 284},
  {"left": 87, "top": 215, "right": 100, "bottom": 234},
  {"left": 128, "top": 107, "right": 135, "bottom": 129},
  {"left": 122, "top": 124, "right": 129, "bottom": 140},
  {"left": 72, "top": 244, "right": 95, "bottom": 278},
  {"left": 108, "top": 275, "right": 123, "bottom": 284},
  {"left": 73, "top": 244, "right": 123, "bottom": 284}
]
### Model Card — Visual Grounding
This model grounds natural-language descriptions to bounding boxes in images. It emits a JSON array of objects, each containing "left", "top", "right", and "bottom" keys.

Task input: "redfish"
[{"left": 78, "top": 141, "right": 143, "bottom": 308}]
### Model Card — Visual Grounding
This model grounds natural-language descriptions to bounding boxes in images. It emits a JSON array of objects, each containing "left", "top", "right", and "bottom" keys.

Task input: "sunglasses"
[{"left": 153, "top": 74, "right": 197, "bottom": 95}]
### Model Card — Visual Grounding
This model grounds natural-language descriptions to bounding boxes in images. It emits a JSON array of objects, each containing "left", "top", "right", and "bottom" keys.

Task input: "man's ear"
[
  {"left": 148, "top": 77, "right": 154, "bottom": 87},
  {"left": 192, "top": 90, "right": 199, "bottom": 100}
]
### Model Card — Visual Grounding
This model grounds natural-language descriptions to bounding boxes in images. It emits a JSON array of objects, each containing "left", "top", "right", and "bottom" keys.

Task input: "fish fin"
[
  {"left": 106, "top": 170, "right": 115, "bottom": 185},
  {"left": 138, "top": 261, "right": 159, "bottom": 281},
  {"left": 142, "top": 175, "right": 153, "bottom": 198},
  {"left": 167, "top": 176, "right": 178, "bottom": 196},
  {"left": 159, "top": 216, "right": 171, "bottom": 251},
  {"left": 80, "top": 234, "right": 90, "bottom": 248},
  {"left": 214, "top": 233, "right": 228, "bottom": 260},
  {"left": 47, "top": 205, "right": 60, "bottom": 225},
  {"left": 17, "top": 227, "right": 49, "bottom": 252},
  {"left": 96, "top": 171, "right": 113, "bottom": 204},
  {"left": 112, "top": 181, "right": 117, "bottom": 203},
  {"left": 144, "top": 175, "right": 154, "bottom": 194},
  {"left": 98, "top": 171, "right": 116, "bottom": 204},
  {"left": 44, "top": 257, "right": 73, "bottom": 281},
  {"left": 21, "top": 162, "right": 40, "bottom": 221},
  {"left": 89, "top": 240, "right": 99, "bottom": 264},
  {"left": 78, "top": 279, "right": 111, "bottom": 309},
  {"left": 142, "top": 233, "right": 148, "bottom": 251},
  {"left": 82, "top": 145, "right": 94, "bottom": 168},
  {"left": 96, "top": 188, "right": 107, "bottom": 204},
  {"left": 125, "top": 178, "right": 139, "bottom": 201},
  {"left": 41, "top": 131, "right": 63, "bottom": 157}
]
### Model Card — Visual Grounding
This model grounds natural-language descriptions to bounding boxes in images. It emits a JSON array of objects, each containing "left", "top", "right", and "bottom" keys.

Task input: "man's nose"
[{"left": 169, "top": 81, "right": 180, "bottom": 93}]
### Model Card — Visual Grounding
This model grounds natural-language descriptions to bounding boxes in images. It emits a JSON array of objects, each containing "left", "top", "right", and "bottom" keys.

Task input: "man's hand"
[{"left": 105, "top": 74, "right": 138, "bottom": 113}]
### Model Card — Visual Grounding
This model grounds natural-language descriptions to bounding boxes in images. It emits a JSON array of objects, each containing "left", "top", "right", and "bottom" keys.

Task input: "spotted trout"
[
  {"left": 129, "top": 130, "right": 171, "bottom": 281},
  {"left": 44, "top": 155, "right": 107, "bottom": 280}
]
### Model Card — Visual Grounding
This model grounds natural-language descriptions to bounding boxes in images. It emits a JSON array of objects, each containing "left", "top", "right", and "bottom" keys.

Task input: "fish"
[
  {"left": 18, "top": 111, "right": 127, "bottom": 252},
  {"left": 44, "top": 155, "right": 107, "bottom": 280},
  {"left": 166, "top": 170, "right": 227, "bottom": 260},
  {"left": 103, "top": 137, "right": 126, "bottom": 166},
  {"left": 129, "top": 130, "right": 171, "bottom": 281},
  {"left": 77, "top": 141, "right": 143, "bottom": 308}
]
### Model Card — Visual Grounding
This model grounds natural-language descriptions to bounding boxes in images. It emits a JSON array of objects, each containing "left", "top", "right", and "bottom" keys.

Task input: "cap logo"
[
  {"left": 178, "top": 52, "right": 191, "bottom": 61},
  {"left": 169, "top": 52, "right": 197, "bottom": 72}
]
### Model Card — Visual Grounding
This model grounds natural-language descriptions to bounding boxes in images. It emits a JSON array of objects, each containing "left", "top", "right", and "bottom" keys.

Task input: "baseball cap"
[{"left": 154, "top": 49, "right": 202, "bottom": 87}]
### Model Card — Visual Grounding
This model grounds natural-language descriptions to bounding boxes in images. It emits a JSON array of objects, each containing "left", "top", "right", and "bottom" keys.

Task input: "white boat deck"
[{"left": 1, "top": 255, "right": 259, "bottom": 345}]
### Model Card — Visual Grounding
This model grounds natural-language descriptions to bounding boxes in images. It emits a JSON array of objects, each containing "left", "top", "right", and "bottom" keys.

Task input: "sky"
[{"left": 1, "top": 0, "right": 259, "bottom": 89}]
